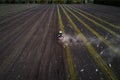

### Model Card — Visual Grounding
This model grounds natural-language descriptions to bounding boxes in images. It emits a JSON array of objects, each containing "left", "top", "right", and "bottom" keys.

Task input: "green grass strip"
[
  {"left": 57, "top": 5, "right": 65, "bottom": 33},
  {"left": 64, "top": 5, "right": 120, "bottom": 56},
  {"left": 67, "top": 6, "right": 120, "bottom": 39},
  {"left": 57, "top": 5, "right": 77, "bottom": 80},
  {"left": 61, "top": 5, "right": 118, "bottom": 80},
  {"left": 70, "top": 5, "right": 120, "bottom": 30}
]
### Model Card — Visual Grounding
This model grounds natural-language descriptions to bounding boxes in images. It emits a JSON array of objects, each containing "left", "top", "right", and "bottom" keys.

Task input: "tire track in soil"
[
  {"left": 60, "top": 5, "right": 118, "bottom": 80},
  {"left": 0, "top": 4, "right": 120, "bottom": 80},
  {"left": 57, "top": 5, "right": 76, "bottom": 80},
  {"left": 73, "top": 4, "right": 120, "bottom": 26},
  {"left": 0, "top": 6, "right": 47, "bottom": 46},
  {"left": 0, "top": 6, "right": 50, "bottom": 78},
  {"left": 0, "top": 6, "right": 48, "bottom": 50},
  {"left": 0, "top": 7, "right": 49, "bottom": 67},
  {"left": 0, "top": 5, "right": 66, "bottom": 80},
  {"left": 66, "top": 6, "right": 120, "bottom": 37},
  {"left": 63, "top": 5, "right": 120, "bottom": 80},
  {"left": 41, "top": 6, "right": 67, "bottom": 80},
  {"left": 59, "top": 5, "right": 107, "bottom": 80},
  {"left": 0, "top": 5, "right": 41, "bottom": 24},
  {"left": 63, "top": 5, "right": 120, "bottom": 56},
  {"left": 71, "top": 5, "right": 120, "bottom": 30},
  {"left": 0, "top": 6, "right": 47, "bottom": 35}
]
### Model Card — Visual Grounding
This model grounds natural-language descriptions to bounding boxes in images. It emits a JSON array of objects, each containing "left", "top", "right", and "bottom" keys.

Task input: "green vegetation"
[
  {"left": 57, "top": 6, "right": 77, "bottom": 80},
  {"left": 69, "top": 6, "right": 120, "bottom": 29},
  {"left": 65, "top": 6, "right": 120, "bottom": 56},
  {"left": 60, "top": 5, "right": 118, "bottom": 80}
]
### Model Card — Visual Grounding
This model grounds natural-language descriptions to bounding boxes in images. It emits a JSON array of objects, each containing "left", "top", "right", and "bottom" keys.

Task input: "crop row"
[{"left": 57, "top": 5, "right": 120, "bottom": 80}]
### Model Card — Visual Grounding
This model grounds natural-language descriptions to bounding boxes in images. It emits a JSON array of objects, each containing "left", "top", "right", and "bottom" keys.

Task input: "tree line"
[
  {"left": 0, "top": 0, "right": 85, "bottom": 4},
  {"left": 0, "top": 0, "right": 119, "bottom": 6},
  {"left": 94, "top": 0, "right": 120, "bottom": 6}
]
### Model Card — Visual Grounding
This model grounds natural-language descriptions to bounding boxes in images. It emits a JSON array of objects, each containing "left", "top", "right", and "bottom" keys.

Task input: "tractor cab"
[{"left": 57, "top": 30, "right": 63, "bottom": 39}]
